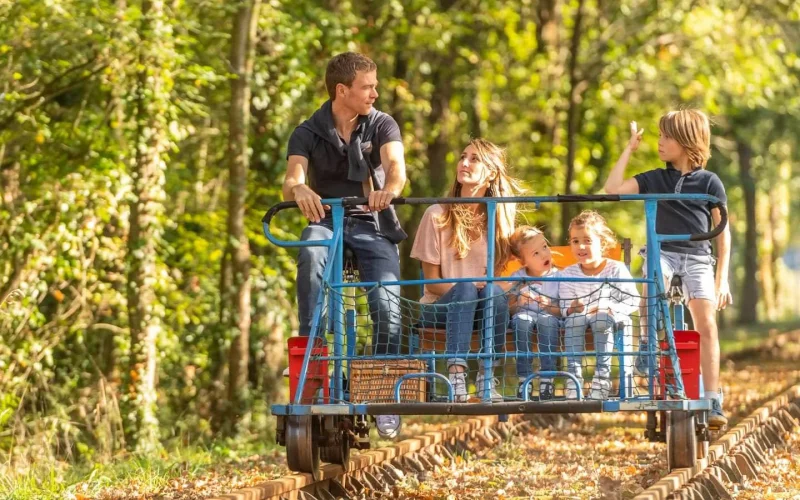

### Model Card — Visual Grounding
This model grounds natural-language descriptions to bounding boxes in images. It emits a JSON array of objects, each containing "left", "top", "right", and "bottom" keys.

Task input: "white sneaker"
[
  {"left": 476, "top": 374, "right": 504, "bottom": 402},
  {"left": 588, "top": 378, "right": 611, "bottom": 400},
  {"left": 565, "top": 377, "right": 584, "bottom": 400},
  {"left": 282, "top": 367, "right": 290, "bottom": 377},
  {"left": 376, "top": 415, "right": 401, "bottom": 439},
  {"left": 449, "top": 372, "right": 468, "bottom": 402}
]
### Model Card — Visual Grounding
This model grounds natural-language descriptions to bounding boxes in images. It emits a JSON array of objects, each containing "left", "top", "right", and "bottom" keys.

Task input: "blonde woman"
[{"left": 411, "top": 138, "right": 522, "bottom": 402}]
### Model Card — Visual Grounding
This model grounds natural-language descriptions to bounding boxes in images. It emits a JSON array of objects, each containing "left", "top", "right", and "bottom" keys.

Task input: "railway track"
[
  {"left": 209, "top": 378, "right": 800, "bottom": 500},
  {"left": 207, "top": 413, "right": 557, "bottom": 500},
  {"left": 636, "top": 383, "right": 800, "bottom": 500}
]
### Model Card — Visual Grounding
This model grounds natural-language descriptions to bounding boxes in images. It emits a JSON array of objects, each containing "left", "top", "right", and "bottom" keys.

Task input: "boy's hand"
[
  {"left": 628, "top": 121, "right": 644, "bottom": 152},
  {"left": 716, "top": 280, "right": 733, "bottom": 310}
]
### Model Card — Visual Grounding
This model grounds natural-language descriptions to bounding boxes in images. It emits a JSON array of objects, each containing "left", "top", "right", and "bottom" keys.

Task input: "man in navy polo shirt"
[
  {"left": 282, "top": 52, "right": 407, "bottom": 438},
  {"left": 604, "top": 109, "right": 731, "bottom": 429}
]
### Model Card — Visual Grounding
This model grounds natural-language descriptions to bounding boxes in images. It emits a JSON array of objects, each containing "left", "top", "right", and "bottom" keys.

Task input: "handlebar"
[{"left": 262, "top": 194, "right": 727, "bottom": 246}]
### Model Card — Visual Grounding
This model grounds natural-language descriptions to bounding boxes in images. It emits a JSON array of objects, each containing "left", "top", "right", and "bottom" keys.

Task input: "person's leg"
[
  {"left": 535, "top": 312, "right": 561, "bottom": 399},
  {"left": 474, "top": 284, "right": 507, "bottom": 401},
  {"left": 346, "top": 218, "right": 404, "bottom": 437},
  {"left": 428, "top": 282, "right": 479, "bottom": 402},
  {"left": 563, "top": 313, "right": 587, "bottom": 398},
  {"left": 513, "top": 315, "right": 535, "bottom": 379},
  {"left": 297, "top": 220, "right": 333, "bottom": 336},
  {"left": 588, "top": 311, "right": 615, "bottom": 399},
  {"left": 417, "top": 285, "right": 475, "bottom": 403},
  {"left": 636, "top": 248, "right": 675, "bottom": 376},
  {"left": 478, "top": 284, "right": 509, "bottom": 361},
  {"left": 347, "top": 218, "right": 402, "bottom": 355},
  {"left": 683, "top": 252, "right": 726, "bottom": 426}
]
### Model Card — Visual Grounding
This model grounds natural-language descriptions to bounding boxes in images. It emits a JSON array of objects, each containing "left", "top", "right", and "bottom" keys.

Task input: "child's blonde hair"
[
  {"left": 508, "top": 225, "right": 546, "bottom": 260},
  {"left": 568, "top": 210, "right": 617, "bottom": 254},
  {"left": 659, "top": 109, "right": 711, "bottom": 169}
]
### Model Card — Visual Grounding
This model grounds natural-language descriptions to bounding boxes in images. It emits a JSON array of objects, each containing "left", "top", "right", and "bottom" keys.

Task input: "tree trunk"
[
  {"left": 560, "top": 0, "right": 586, "bottom": 235},
  {"left": 737, "top": 140, "right": 758, "bottom": 324},
  {"left": 126, "top": 0, "right": 172, "bottom": 454},
  {"left": 535, "top": 0, "right": 560, "bottom": 53},
  {"left": 400, "top": 58, "right": 454, "bottom": 290},
  {"left": 769, "top": 157, "right": 791, "bottom": 317},
  {"left": 223, "top": 0, "right": 261, "bottom": 433},
  {"left": 758, "top": 192, "right": 777, "bottom": 321}
]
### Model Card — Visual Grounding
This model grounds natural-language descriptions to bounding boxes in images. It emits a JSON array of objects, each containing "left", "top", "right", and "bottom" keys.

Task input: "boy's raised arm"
[{"left": 604, "top": 121, "right": 644, "bottom": 195}]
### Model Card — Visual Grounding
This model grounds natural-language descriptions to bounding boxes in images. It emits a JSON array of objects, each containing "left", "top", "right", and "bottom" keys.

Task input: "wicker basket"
[{"left": 349, "top": 359, "right": 427, "bottom": 403}]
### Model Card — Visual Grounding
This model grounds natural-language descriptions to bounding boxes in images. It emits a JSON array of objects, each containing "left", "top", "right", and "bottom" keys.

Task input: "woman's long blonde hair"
[{"left": 436, "top": 138, "right": 523, "bottom": 273}]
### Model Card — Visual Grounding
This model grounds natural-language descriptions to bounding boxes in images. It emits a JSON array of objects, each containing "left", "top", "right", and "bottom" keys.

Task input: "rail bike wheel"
[
  {"left": 320, "top": 416, "right": 351, "bottom": 467},
  {"left": 286, "top": 415, "right": 320, "bottom": 479},
  {"left": 667, "top": 410, "right": 697, "bottom": 470}
]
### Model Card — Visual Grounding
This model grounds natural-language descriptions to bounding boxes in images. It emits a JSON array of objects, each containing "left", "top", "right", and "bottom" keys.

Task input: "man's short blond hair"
[{"left": 659, "top": 109, "right": 711, "bottom": 169}]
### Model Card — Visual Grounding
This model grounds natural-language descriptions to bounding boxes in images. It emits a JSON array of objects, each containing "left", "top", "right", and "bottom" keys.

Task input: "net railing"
[{"left": 292, "top": 265, "right": 682, "bottom": 405}]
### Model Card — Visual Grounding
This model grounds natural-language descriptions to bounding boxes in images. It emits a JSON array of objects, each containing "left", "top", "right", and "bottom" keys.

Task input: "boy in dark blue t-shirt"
[{"left": 604, "top": 109, "right": 731, "bottom": 429}]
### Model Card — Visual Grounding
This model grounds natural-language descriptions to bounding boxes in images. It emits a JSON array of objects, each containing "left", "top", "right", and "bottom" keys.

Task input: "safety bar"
[{"left": 263, "top": 194, "right": 726, "bottom": 246}]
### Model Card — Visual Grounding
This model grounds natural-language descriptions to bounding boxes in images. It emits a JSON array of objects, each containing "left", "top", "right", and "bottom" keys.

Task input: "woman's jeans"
[
  {"left": 419, "top": 282, "right": 509, "bottom": 369},
  {"left": 512, "top": 311, "right": 561, "bottom": 379}
]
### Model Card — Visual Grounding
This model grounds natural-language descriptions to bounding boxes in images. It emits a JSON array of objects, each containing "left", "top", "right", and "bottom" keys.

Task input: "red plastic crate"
[
  {"left": 288, "top": 336, "right": 329, "bottom": 404},
  {"left": 659, "top": 330, "right": 701, "bottom": 400}
]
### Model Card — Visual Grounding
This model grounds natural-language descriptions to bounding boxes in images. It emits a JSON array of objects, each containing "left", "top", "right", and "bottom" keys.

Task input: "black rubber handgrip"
[{"left": 689, "top": 202, "right": 727, "bottom": 241}]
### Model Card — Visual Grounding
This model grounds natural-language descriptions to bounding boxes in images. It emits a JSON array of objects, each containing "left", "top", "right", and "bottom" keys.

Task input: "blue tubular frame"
[{"left": 264, "top": 194, "right": 725, "bottom": 415}]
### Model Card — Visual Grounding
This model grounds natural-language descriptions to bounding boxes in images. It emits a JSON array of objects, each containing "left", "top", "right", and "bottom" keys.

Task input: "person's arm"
[
  {"left": 369, "top": 141, "right": 406, "bottom": 212},
  {"left": 420, "top": 261, "right": 454, "bottom": 296},
  {"left": 712, "top": 207, "right": 733, "bottom": 310},
  {"left": 604, "top": 121, "right": 644, "bottom": 195},
  {"left": 609, "top": 265, "right": 640, "bottom": 318},
  {"left": 283, "top": 155, "right": 326, "bottom": 223}
]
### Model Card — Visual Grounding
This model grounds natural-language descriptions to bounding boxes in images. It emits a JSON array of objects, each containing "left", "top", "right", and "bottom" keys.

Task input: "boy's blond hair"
[
  {"left": 508, "top": 225, "right": 546, "bottom": 260},
  {"left": 568, "top": 210, "right": 617, "bottom": 254},
  {"left": 659, "top": 109, "right": 711, "bottom": 169}
]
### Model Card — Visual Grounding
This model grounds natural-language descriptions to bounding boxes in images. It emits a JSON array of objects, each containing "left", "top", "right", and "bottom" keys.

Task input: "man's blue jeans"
[
  {"left": 296, "top": 217, "right": 401, "bottom": 355},
  {"left": 418, "top": 282, "right": 509, "bottom": 369}
]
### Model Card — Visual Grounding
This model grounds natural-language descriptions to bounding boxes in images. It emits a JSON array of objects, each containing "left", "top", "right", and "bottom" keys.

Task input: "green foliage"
[{"left": 1, "top": 0, "right": 800, "bottom": 490}]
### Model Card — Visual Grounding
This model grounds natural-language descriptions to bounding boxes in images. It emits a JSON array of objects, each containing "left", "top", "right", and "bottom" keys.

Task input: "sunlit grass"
[
  {"left": 0, "top": 436, "right": 282, "bottom": 500},
  {"left": 718, "top": 319, "right": 800, "bottom": 354}
]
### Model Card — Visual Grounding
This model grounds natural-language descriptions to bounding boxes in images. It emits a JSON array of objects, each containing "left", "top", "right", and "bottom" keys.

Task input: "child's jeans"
[
  {"left": 512, "top": 311, "right": 561, "bottom": 379},
  {"left": 564, "top": 311, "right": 627, "bottom": 389}
]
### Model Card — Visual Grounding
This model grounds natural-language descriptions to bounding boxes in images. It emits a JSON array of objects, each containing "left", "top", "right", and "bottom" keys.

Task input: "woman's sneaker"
[
  {"left": 476, "top": 374, "right": 504, "bottom": 402},
  {"left": 709, "top": 399, "right": 728, "bottom": 429},
  {"left": 449, "top": 372, "right": 468, "bottom": 402},
  {"left": 376, "top": 415, "right": 401, "bottom": 439}
]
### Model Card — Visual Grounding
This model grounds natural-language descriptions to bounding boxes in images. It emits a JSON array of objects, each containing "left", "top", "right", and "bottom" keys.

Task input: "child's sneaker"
[
  {"left": 449, "top": 372, "right": 468, "bottom": 403},
  {"left": 539, "top": 378, "right": 554, "bottom": 401},
  {"left": 588, "top": 378, "right": 611, "bottom": 400},
  {"left": 709, "top": 398, "right": 728, "bottom": 429},
  {"left": 565, "top": 377, "right": 583, "bottom": 400},
  {"left": 476, "top": 374, "right": 504, "bottom": 402}
]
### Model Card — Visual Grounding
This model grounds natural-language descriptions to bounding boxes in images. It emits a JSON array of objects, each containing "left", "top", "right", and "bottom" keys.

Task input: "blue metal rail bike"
[{"left": 262, "top": 194, "right": 728, "bottom": 478}]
